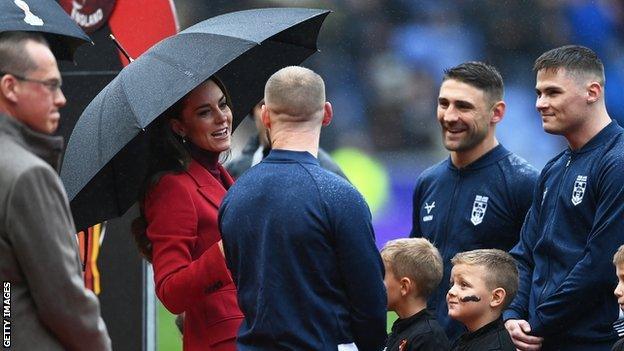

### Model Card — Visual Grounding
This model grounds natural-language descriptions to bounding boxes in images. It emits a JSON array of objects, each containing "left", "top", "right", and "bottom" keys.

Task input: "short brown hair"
[
  {"left": 381, "top": 238, "right": 443, "bottom": 299},
  {"left": 533, "top": 45, "right": 605, "bottom": 86},
  {"left": 264, "top": 66, "right": 325, "bottom": 120},
  {"left": 451, "top": 249, "right": 518, "bottom": 308},
  {"left": 0, "top": 31, "right": 49, "bottom": 77},
  {"left": 613, "top": 245, "right": 624, "bottom": 266},
  {"left": 443, "top": 61, "right": 504, "bottom": 104}
]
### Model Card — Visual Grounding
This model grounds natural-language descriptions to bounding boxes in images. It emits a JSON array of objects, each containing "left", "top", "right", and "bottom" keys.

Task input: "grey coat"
[{"left": 0, "top": 113, "right": 110, "bottom": 350}]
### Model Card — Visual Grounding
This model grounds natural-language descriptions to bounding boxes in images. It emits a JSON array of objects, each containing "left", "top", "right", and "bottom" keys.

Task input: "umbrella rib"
[
  {"left": 117, "top": 76, "right": 143, "bottom": 130},
  {"left": 264, "top": 38, "right": 319, "bottom": 52},
  {"left": 178, "top": 30, "right": 262, "bottom": 45},
  {"left": 117, "top": 59, "right": 198, "bottom": 130},
  {"left": 147, "top": 53, "right": 203, "bottom": 82},
  {"left": 97, "top": 85, "right": 113, "bottom": 166}
]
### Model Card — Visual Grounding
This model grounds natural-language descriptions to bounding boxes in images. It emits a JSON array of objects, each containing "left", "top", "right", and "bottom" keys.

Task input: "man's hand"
[{"left": 504, "top": 319, "right": 543, "bottom": 351}]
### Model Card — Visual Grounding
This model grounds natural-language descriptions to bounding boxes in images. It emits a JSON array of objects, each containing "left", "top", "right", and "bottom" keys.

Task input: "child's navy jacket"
[
  {"left": 411, "top": 144, "right": 538, "bottom": 340},
  {"left": 220, "top": 150, "right": 387, "bottom": 351},
  {"left": 505, "top": 121, "right": 624, "bottom": 348}
]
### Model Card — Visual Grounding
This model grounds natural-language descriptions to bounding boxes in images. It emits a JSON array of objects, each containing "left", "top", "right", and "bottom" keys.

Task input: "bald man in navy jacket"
[{"left": 219, "top": 66, "right": 386, "bottom": 351}]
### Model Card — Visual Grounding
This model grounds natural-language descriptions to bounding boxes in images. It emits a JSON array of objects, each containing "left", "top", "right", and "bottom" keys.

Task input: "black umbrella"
[
  {"left": 61, "top": 7, "right": 331, "bottom": 231},
  {"left": 0, "top": 0, "right": 91, "bottom": 61}
]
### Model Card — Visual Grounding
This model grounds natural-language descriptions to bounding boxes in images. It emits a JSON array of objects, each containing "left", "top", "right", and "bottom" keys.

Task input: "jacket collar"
[
  {"left": 456, "top": 317, "right": 504, "bottom": 345},
  {"left": 0, "top": 112, "right": 64, "bottom": 171},
  {"left": 186, "top": 159, "right": 233, "bottom": 208},
  {"left": 391, "top": 308, "right": 433, "bottom": 335},
  {"left": 568, "top": 120, "right": 623, "bottom": 155},
  {"left": 446, "top": 144, "right": 510, "bottom": 171},
  {"left": 264, "top": 149, "right": 320, "bottom": 165}
]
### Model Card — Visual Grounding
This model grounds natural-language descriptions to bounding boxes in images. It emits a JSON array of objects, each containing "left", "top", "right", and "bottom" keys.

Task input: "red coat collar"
[{"left": 186, "top": 159, "right": 233, "bottom": 207}]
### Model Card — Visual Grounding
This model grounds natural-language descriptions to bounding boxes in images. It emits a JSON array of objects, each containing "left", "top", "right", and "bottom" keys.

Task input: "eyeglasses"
[{"left": 0, "top": 71, "right": 63, "bottom": 93}]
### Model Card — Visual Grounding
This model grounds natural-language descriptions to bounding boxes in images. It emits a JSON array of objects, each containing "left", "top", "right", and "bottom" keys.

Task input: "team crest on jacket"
[
  {"left": 471, "top": 195, "right": 489, "bottom": 226},
  {"left": 571, "top": 175, "right": 587, "bottom": 206},
  {"left": 422, "top": 201, "right": 435, "bottom": 222}
]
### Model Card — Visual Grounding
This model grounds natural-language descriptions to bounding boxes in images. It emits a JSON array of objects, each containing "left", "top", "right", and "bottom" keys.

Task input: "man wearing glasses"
[{"left": 0, "top": 31, "right": 111, "bottom": 350}]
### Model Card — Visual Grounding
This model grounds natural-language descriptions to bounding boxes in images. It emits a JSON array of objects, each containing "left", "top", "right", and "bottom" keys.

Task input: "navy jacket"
[
  {"left": 385, "top": 309, "right": 450, "bottom": 351},
  {"left": 504, "top": 121, "right": 624, "bottom": 349},
  {"left": 410, "top": 144, "right": 538, "bottom": 340},
  {"left": 219, "top": 149, "right": 387, "bottom": 351}
]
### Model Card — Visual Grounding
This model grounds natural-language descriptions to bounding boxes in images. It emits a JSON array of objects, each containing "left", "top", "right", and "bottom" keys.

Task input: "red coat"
[{"left": 145, "top": 160, "right": 243, "bottom": 351}]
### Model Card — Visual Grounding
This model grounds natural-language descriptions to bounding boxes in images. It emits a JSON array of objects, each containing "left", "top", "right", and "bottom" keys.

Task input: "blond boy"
[
  {"left": 447, "top": 249, "right": 517, "bottom": 350},
  {"left": 381, "top": 238, "right": 450, "bottom": 351}
]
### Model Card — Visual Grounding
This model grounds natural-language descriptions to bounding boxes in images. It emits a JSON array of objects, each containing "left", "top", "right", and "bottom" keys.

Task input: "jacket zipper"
[
  {"left": 537, "top": 153, "right": 572, "bottom": 303},
  {"left": 442, "top": 170, "right": 461, "bottom": 260}
]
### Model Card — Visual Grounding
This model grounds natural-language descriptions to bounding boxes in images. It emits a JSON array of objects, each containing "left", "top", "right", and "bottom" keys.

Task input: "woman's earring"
[{"left": 178, "top": 134, "right": 187, "bottom": 144}]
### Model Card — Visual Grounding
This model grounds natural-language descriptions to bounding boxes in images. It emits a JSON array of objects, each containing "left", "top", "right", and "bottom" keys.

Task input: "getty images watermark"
[{"left": 2, "top": 282, "right": 10, "bottom": 348}]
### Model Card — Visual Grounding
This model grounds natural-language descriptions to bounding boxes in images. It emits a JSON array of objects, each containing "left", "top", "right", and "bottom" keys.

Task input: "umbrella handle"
[{"left": 109, "top": 34, "right": 134, "bottom": 63}]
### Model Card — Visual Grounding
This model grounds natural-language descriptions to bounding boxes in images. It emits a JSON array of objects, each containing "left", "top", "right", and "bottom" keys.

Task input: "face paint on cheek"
[{"left": 460, "top": 295, "right": 481, "bottom": 302}]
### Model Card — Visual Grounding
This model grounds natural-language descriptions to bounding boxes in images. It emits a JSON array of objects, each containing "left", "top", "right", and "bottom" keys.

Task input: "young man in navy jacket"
[
  {"left": 410, "top": 61, "right": 539, "bottom": 341},
  {"left": 503, "top": 45, "right": 624, "bottom": 351},
  {"left": 219, "top": 66, "right": 387, "bottom": 351}
]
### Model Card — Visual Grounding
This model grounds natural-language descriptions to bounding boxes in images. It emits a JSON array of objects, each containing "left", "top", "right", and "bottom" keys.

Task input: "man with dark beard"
[{"left": 410, "top": 61, "right": 538, "bottom": 342}]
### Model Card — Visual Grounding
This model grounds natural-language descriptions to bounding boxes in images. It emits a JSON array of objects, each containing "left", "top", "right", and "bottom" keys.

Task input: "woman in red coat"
[{"left": 133, "top": 77, "right": 243, "bottom": 351}]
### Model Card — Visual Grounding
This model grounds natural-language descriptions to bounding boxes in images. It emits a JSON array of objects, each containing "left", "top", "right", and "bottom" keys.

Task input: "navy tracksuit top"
[
  {"left": 504, "top": 121, "right": 624, "bottom": 350},
  {"left": 219, "top": 150, "right": 387, "bottom": 351},
  {"left": 410, "top": 144, "right": 539, "bottom": 341}
]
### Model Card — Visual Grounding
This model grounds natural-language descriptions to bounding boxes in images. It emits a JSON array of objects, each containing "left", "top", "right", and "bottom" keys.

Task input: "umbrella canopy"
[
  {"left": 61, "top": 7, "right": 331, "bottom": 231},
  {"left": 0, "top": 0, "right": 91, "bottom": 61}
]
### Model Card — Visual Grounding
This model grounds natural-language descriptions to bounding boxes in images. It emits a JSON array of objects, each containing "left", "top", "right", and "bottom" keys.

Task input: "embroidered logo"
[
  {"left": 470, "top": 195, "right": 489, "bottom": 226},
  {"left": 423, "top": 201, "right": 435, "bottom": 222},
  {"left": 14, "top": 0, "right": 44, "bottom": 26},
  {"left": 399, "top": 339, "right": 407, "bottom": 351},
  {"left": 571, "top": 175, "right": 587, "bottom": 206}
]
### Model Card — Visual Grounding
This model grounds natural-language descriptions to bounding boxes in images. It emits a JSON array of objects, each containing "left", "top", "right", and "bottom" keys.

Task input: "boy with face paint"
[
  {"left": 381, "top": 238, "right": 450, "bottom": 351},
  {"left": 447, "top": 249, "right": 518, "bottom": 351}
]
